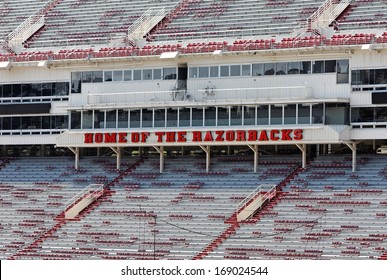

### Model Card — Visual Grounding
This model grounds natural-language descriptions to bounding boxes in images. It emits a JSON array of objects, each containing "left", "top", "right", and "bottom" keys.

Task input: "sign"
[{"left": 83, "top": 129, "right": 303, "bottom": 144}]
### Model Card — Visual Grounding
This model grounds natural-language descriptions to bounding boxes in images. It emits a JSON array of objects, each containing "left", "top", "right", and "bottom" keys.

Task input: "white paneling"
[
  {"left": 0, "top": 67, "right": 70, "bottom": 83},
  {"left": 350, "top": 49, "right": 387, "bottom": 69},
  {"left": 187, "top": 74, "right": 350, "bottom": 101},
  {"left": 81, "top": 80, "right": 176, "bottom": 94},
  {"left": 51, "top": 101, "right": 69, "bottom": 114},
  {"left": 0, "top": 134, "right": 57, "bottom": 145},
  {"left": 352, "top": 128, "right": 387, "bottom": 140},
  {"left": 350, "top": 92, "right": 372, "bottom": 106}
]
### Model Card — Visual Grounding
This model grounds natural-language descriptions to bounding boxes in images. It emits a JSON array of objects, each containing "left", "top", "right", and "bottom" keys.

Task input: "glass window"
[
  {"left": 11, "top": 84, "right": 22, "bottom": 98},
  {"left": 117, "top": 109, "right": 129, "bottom": 128},
  {"left": 153, "top": 69, "right": 162, "bottom": 80},
  {"left": 204, "top": 107, "right": 216, "bottom": 126},
  {"left": 199, "top": 67, "right": 209, "bottom": 78},
  {"left": 143, "top": 69, "right": 152, "bottom": 80},
  {"left": 287, "top": 62, "right": 300, "bottom": 74},
  {"left": 92, "top": 71, "right": 103, "bottom": 83},
  {"left": 351, "top": 107, "right": 374, "bottom": 122},
  {"left": 337, "top": 60, "right": 349, "bottom": 84},
  {"left": 275, "top": 62, "right": 287, "bottom": 75},
  {"left": 30, "top": 84, "right": 42, "bottom": 97},
  {"left": 179, "top": 108, "right": 190, "bottom": 127},
  {"left": 104, "top": 71, "right": 112, "bottom": 82},
  {"left": 130, "top": 110, "right": 141, "bottom": 128},
  {"left": 210, "top": 66, "right": 219, "bottom": 77},
  {"left": 298, "top": 104, "right": 310, "bottom": 124},
  {"left": 106, "top": 110, "right": 117, "bottom": 128},
  {"left": 42, "top": 116, "right": 51, "bottom": 129},
  {"left": 244, "top": 105, "right": 255, "bottom": 125},
  {"left": 93, "top": 110, "right": 104, "bottom": 129},
  {"left": 242, "top": 65, "right": 251, "bottom": 76},
  {"left": 220, "top": 65, "right": 229, "bottom": 77},
  {"left": 312, "top": 104, "right": 324, "bottom": 124},
  {"left": 284, "top": 104, "right": 297, "bottom": 124},
  {"left": 300, "top": 61, "right": 311, "bottom": 74},
  {"left": 375, "top": 69, "right": 387, "bottom": 84},
  {"left": 230, "top": 106, "right": 242, "bottom": 125},
  {"left": 41, "top": 83, "right": 52, "bottom": 97},
  {"left": 141, "top": 108, "right": 153, "bottom": 127},
  {"left": 133, "top": 70, "right": 142, "bottom": 81},
  {"left": 11, "top": 117, "right": 21, "bottom": 130},
  {"left": 270, "top": 105, "right": 283, "bottom": 125},
  {"left": 71, "top": 72, "right": 82, "bottom": 93},
  {"left": 70, "top": 111, "right": 81, "bottom": 129},
  {"left": 82, "top": 110, "right": 93, "bottom": 129},
  {"left": 167, "top": 108, "right": 178, "bottom": 127},
  {"left": 189, "top": 67, "right": 198, "bottom": 78},
  {"left": 154, "top": 109, "right": 165, "bottom": 127},
  {"left": 82, "top": 71, "right": 92, "bottom": 83},
  {"left": 163, "top": 67, "right": 177, "bottom": 80},
  {"left": 230, "top": 65, "right": 241, "bottom": 76},
  {"left": 192, "top": 108, "right": 203, "bottom": 126},
  {"left": 21, "top": 84, "right": 31, "bottom": 97},
  {"left": 264, "top": 63, "right": 275, "bottom": 75},
  {"left": 217, "top": 107, "right": 229, "bottom": 126},
  {"left": 53, "top": 82, "right": 69, "bottom": 96},
  {"left": 325, "top": 60, "right": 336, "bottom": 73},
  {"left": 124, "top": 70, "right": 132, "bottom": 81},
  {"left": 113, "top": 70, "right": 123, "bottom": 82},
  {"left": 3, "top": 117, "right": 11, "bottom": 130},
  {"left": 257, "top": 105, "right": 269, "bottom": 125},
  {"left": 312, "top": 61, "right": 324, "bottom": 73},
  {"left": 252, "top": 63, "right": 264, "bottom": 76}
]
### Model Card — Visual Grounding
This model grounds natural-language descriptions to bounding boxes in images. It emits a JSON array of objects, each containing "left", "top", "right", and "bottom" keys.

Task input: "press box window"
[
  {"left": 163, "top": 67, "right": 177, "bottom": 80},
  {"left": 189, "top": 67, "right": 198, "bottom": 78},
  {"left": 133, "top": 70, "right": 142, "bottom": 81},
  {"left": 123, "top": 70, "right": 132, "bottom": 81},
  {"left": 210, "top": 66, "right": 219, "bottom": 77},
  {"left": 199, "top": 67, "right": 209, "bottom": 78},
  {"left": 153, "top": 69, "right": 162, "bottom": 80},
  {"left": 104, "top": 71, "right": 112, "bottom": 82},
  {"left": 252, "top": 64, "right": 264, "bottom": 76},
  {"left": 220, "top": 65, "right": 229, "bottom": 77},
  {"left": 230, "top": 65, "right": 241, "bottom": 76},
  {"left": 113, "top": 71, "right": 123, "bottom": 82},
  {"left": 143, "top": 69, "right": 152, "bottom": 80}
]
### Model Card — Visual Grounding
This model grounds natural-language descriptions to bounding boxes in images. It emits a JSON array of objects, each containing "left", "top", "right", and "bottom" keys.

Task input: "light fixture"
[
  {"left": 0, "top": 61, "right": 11, "bottom": 70},
  {"left": 213, "top": 50, "right": 223, "bottom": 55},
  {"left": 160, "top": 51, "right": 179, "bottom": 59}
]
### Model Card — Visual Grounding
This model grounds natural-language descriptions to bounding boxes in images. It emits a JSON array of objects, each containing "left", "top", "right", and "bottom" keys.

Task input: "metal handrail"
[
  {"left": 236, "top": 184, "right": 276, "bottom": 214},
  {"left": 65, "top": 183, "right": 104, "bottom": 210}
]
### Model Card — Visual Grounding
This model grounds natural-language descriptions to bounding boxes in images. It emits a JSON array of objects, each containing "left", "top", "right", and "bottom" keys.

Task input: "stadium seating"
[{"left": 206, "top": 154, "right": 387, "bottom": 260}]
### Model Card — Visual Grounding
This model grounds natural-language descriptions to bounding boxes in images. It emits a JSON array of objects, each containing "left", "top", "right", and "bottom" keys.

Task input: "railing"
[
  {"left": 86, "top": 86, "right": 313, "bottom": 106},
  {"left": 65, "top": 184, "right": 104, "bottom": 211},
  {"left": 236, "top": 184, "right": 276, "bottom": 215},
  {"left": 127, "top": 8, "right": 166, "bottom": 44},
  {"left": 4, "top": 0, "right": 59, "bottom": 53}
]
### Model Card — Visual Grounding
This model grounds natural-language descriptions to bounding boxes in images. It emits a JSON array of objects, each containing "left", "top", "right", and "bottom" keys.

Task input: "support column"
[
  {"left": 110, "top": 147, "right": 122, "bottom": 170},
  {"left": 247, "top": 144, "right": 259, "bottom": 173},
  {"left": 199, "top": 145, "right": 211, "bottom": 173},
  {"left": 68, "top": 147, "right": 80, "bottom": 170},
  {"left": 345, "top": 142, "right": 357, "bottom": 173},
  {"left": 153, "top": 146, "right": 164, "bottom": 173},
  {"left": 296, "top": 144, "right": 307, "bottom": 168}
]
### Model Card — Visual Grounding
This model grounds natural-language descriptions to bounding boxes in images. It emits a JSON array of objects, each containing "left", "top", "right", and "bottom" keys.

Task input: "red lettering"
[
  {"left": 192, "top": 131, "right": 202, "bottom": 142},
  {"left": 104, "top": 133, "right": 117, "bottom": 143},
  {"left": 270, "top": 130, "right": 279, "bottom": 141},
  {"left": 247, "top": 130, "right": 257, "bottom": 141},
  {"left": 236, "top": 130, "right": 246, "bottom": 141},
  {"left": 225, "top": 131, "right": 235, "bottom": 141},
  {"left": 166, "top": 132, "right": 176, "bottom": 142},
  {"left": 131, "top": 133, "right": 140, "bottom": 143},
  {"left": 215, "top": 130, "right": 224, "bottom": 142},
  {"left": 259, "top": 130, "right": 269, "bottom": 141},
  {"left": 177, "top": 131, "right": 187, "bottom": 142},
  {"left": 293, "top": 129, "right": 303, "bottom": 141},
  {"left": 203, "top": 131, "right": 214, "bottom": 142},
  {"left": 155, "top": 132, "right": 165, "bottom": 143},
  {"left": 118, "top": 133, "right": 127, "bottom": 143},
  {"left": 95, "top": 133, "right": 103, "bottom": 143},
  {"left": 141, "top": 132, "right": 150, "bottom": 143},
  {"left": 281, "top": 129, "right": 292, "bottom": 141},
  {"left": 84, "top": 133, "right": 94, "bottom": 143}
]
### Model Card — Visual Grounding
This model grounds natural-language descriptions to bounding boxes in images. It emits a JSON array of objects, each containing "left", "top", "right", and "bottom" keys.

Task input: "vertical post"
[
  {"left": 247, "top": 144, "right": 259, "bottom": 173},
  {"left": 152, "top": 146, "right": 164, "bottom": 173},
  {"left": 75, "top": 147, "right": 80, "bottom": 170},
  {"left": 116, "top": 147, "right": 121, "bottom": 170},
  {"left": 160, "top": 146, "right": 164, "bottom": 173},
  {"left": 345, "top": 142, "right": 357, "bottom": 173},
  {"left": 296, "top": 144, "right": 307, "bottom": 168},
  {"left": 199, "top": 145, "right": 211, "bottom": 173}
]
